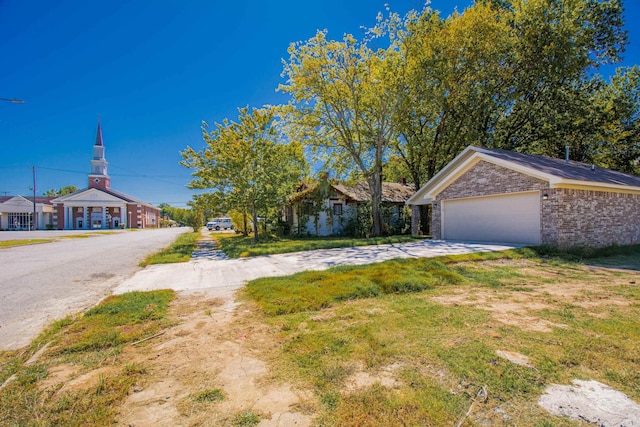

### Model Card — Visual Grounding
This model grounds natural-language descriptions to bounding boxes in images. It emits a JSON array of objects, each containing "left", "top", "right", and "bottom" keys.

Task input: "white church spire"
[{"left": 88, "top": 120, "right": 111, "bottom": 190}]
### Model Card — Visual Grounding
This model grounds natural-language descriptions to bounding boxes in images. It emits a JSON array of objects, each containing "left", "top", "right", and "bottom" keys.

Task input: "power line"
[
  {"left": 33, "top": 166, "right": 86, "bottom": 174},
  {"left": 15, "top": 165, "right": 189, "bottom": 187}
]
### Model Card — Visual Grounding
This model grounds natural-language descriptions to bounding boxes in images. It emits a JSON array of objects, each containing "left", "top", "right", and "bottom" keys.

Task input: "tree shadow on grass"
[{"left": 530, "top": 244, "right": 640, "bottom": 271}]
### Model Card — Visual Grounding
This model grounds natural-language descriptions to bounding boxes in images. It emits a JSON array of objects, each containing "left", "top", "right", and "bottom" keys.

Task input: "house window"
[{"left": 333, "top": 203, "right": 343, "bottom": 216}]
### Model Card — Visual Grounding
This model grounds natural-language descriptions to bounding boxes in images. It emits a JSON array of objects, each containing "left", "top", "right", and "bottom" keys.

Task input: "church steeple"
[
  {"left": 95, "top": 121, "right": 104, "bottom": 146},
  {"left": 88, "top": 121, "right": 111, "bottom": 190}
]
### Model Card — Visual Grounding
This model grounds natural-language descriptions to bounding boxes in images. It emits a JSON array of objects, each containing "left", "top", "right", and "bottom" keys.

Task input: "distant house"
[
  {"left": 0, "top": 196, "right": 54, "bottom": 230},
  {"left": 407, "top": 145, "right": 640, "bottom": 248},
  {"left": 51, "top": 122, "right": 161, "bottom": 230},
  {"left": 285, "top": 177, "right": 415, "bottom": 236}
]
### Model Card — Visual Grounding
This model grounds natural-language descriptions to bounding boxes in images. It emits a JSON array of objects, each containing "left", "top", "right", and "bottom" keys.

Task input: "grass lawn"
[
  {"left": 139, "top": 231, "right": 200, "bottom": 266},
  {"left": 0, "top": 239, "right": 51, "bottom": 248},
  {"left": 0, "top": 231, "right": 121, "bottom": 249},
  {"left": 243, "top": 245, "right": 640, "bottom": 425},
  {"left": 215, "top": 232, "right": 422, "bottom": 258}
]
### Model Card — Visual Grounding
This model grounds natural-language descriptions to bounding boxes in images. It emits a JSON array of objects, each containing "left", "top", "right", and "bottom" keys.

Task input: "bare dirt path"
[{"left": 114, "top": 293, "right": 313, "bottom": 426}]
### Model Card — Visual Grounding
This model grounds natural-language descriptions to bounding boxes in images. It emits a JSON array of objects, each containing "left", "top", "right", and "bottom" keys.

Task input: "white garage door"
[{"left": 442, "top": 191, "right": 541, "bottom": 244}]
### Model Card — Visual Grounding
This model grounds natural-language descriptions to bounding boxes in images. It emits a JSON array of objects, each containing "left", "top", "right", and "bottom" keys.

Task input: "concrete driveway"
[{"left": 113, "top": 239, "right": 520, "bottom": 299}]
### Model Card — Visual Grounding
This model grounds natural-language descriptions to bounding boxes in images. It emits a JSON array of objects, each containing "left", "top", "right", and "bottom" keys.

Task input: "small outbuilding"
[{"left": 407, "top": 145, "right": 640, "bottom": 248}]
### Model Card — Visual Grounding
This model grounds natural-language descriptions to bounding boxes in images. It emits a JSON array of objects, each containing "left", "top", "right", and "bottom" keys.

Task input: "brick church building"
[{"left": 51, "top": 123, "right": 161, "bottom": 230}]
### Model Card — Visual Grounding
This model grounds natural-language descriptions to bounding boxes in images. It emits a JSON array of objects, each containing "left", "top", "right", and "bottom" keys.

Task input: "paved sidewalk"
[
  {"left": 112, "top": 239, "right": 519, "bottom": 299},
  {"left": 190, "top": 238, "right": 229, "bottom": 261}
]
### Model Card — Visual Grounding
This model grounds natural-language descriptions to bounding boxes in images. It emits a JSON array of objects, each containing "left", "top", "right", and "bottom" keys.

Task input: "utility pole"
[{"left": 32, "top": 166, "right": 37, "bottom": 230}]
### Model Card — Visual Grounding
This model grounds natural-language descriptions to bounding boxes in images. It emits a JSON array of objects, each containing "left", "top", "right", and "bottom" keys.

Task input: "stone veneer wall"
[
  {"left": 432, "top": 160, "right": 549, "bottom": 239},
  {"left": 553, "top": 189, "right": 640, "bottom": 248},
  {"left": 411, "top": 205, "right": 422, "bottom": 235}
]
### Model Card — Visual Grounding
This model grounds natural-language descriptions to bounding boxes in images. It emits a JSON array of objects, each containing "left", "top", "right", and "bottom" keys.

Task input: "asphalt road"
[{"left": 0, "top": 227, "right": 189, "bottom": 350}]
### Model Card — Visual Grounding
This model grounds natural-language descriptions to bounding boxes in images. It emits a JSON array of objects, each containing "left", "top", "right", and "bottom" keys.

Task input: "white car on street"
[{"left": 206, "top": 218, "right": 234, "bottom": 231}]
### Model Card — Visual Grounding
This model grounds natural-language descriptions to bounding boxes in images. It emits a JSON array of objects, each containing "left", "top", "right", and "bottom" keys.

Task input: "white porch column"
[
  {"left": 83, "top": 205, "right": 88, "bottom": 229},
  {"left": 102, "top": 205, "right": 107, "bottom": 229}
]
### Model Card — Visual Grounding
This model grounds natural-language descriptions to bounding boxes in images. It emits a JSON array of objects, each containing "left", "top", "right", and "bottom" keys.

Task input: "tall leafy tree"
[
  {"left": 181, "top": 106, "right": 307, "bottom": 242},
  {"left": 591, "top": 66, "right": 640, "bottom": 174},
  {"left": 393, "top": 3, "right": 516, "bottom": 232},
  {"left": 392, "top": 0, "right": 627, "bottom": 191},
  {"left": 279, "top": 29, "right": 405, "bottom": 237},
  {"left": 491, "top": 0, "right": 627, "bottom": 157}
]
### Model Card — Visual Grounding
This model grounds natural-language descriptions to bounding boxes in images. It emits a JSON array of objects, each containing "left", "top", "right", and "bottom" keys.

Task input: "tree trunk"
[
  {"left": 370, "top": 172, "right": 383, "bottom": 237},
  {"left": 252, "top": 203, "right": 259, "bottom": 243},
  {"left": 242, "top": 212, "right": 248, "bottom": 237}
]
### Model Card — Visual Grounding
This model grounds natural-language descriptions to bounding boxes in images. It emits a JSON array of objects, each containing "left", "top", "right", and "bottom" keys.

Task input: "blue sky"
[{"left": 1, "top": 1, "right": 638, "bottom": 207}]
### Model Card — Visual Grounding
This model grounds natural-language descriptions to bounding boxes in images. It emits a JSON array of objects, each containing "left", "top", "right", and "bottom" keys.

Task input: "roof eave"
[{"left": 551, "top": 180, "right": 640, "bottom": 194}]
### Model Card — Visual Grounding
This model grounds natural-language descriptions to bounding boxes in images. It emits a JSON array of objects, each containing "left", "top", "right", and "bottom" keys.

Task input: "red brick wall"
[{"left": 53, "top": 204, "right": 64, "bottom": 230}]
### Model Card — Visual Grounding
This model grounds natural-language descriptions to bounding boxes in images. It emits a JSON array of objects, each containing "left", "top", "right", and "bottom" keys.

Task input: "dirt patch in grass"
[
  {"left": 431, "top": 290, "right": 562, "bottom": 332},
  {"left": 433, "top": 258, "right": 637, "bottom": 332},
  {"left": 111, "top": 257, "right": 636, "bottom": 425},
  {"left": 114, "top": 294, "right": 314, "bottom": 426},
  {"left": 344, "top": 361, "right": 405, "bottom": 392}
]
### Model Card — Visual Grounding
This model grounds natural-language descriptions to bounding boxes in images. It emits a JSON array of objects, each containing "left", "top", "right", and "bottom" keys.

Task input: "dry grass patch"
[{"left": 245, "top": 250, "right": 640, "bottom": 425}]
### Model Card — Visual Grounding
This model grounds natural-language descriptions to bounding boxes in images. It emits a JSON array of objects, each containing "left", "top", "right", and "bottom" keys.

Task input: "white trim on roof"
[
  {"left": 551, "top": 180, "right": 640, "bottom": 194},
  {"left": 52, "top": 188, "right": 126, "bottom": 204}
]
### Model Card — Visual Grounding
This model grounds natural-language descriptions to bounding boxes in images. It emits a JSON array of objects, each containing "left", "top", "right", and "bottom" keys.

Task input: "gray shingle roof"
[
  {"left": 291, "top": 181, "right": 415, "bottom": 204},
  {"left": 333, "top": 182, "right": 415, "bottom": 203},
  {"left": 0, "top": 196, "right": 55, "bottom": 205},
  {"left": 475, "top": 146, "right": 640, "bottom": 187}
]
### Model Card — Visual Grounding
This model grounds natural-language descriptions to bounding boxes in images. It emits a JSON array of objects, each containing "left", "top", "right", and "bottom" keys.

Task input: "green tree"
[
  {"left": 491, "top": 0, "right": 627, "bottom": 157},
  {"left": 279, "top": 28, "right": 405, "bottom": 237},
  {"left": 591, "top": 66, "right": 640, "bottom": 174},
  {"left": 392, "top": 3, "right": 515, "bottom": 232},
  {"left": 392, "top": 0, "right": 628, "bottom": 194},
  {"left": 181, "top": 106, "right": 307, "bottom": 242},
  {"left": 43, "top": 185, "right": 78, "bottom": 197},
  {"left": 182, "top": 206, "right": 204, "bottom": 232}
]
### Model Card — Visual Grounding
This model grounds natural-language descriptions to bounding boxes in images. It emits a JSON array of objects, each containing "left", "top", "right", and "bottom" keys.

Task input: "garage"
[
  {"left": 442, "top": 191, "right": 541, "bottom": 244},
  {"left": 408, "top": 146, "right": 640, "bottom": 248}
]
